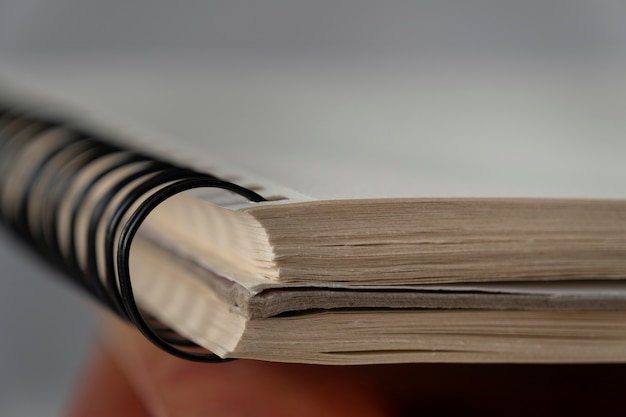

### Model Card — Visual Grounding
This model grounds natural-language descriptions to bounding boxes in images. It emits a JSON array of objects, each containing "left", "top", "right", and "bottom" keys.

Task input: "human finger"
[
  {"left": 65, "top": 342, "right": 151, "bottom": 417},
  {"left": 99, "top": 313, "right": 390, "bottom": 417}
]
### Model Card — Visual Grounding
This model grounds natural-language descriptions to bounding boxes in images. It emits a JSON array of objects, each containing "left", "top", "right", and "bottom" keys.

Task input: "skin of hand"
[{"left": 66, "top": 312, "right": 626, "bottom": 417}]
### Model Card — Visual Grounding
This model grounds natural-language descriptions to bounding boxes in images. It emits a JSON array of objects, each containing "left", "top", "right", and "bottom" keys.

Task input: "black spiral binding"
[{"left": 0, "top": 104, "right": 266, "bottom": 362}]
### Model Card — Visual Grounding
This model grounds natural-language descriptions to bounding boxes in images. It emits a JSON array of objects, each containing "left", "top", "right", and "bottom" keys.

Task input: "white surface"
[{"left": 3, "top": 58, "right": 626, "bottom": 202}]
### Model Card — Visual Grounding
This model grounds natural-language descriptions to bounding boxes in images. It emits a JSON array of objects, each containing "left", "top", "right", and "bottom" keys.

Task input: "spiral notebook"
[{"left": 2, "top": 66, "right": 626, "bottom": 364}]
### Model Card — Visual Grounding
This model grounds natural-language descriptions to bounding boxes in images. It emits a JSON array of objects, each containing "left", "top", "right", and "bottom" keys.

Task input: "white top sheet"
[{"left": 3, "top": 58, "right": 626, "bottom": 202}]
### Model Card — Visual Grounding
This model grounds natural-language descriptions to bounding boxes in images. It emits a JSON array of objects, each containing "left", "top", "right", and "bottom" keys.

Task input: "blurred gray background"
[
  {"left": 1, "top": 1, "right": 626, "bottom": 416},
  {"left": 2, "top": 0, "right": 626, "bottom": 63}
]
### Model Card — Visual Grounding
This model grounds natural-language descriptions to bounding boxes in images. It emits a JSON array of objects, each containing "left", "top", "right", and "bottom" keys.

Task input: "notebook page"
[{"left": 2, "top": 57, "right": 626, "bottom": 202}]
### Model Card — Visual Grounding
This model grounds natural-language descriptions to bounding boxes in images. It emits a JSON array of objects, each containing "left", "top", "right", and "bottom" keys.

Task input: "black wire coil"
[{"left": 0, "top": 106, "right": 266, "bottom": 362}]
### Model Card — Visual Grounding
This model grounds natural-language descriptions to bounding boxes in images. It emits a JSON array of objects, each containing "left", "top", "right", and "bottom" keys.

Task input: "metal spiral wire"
[{"left": 0, "top": 105, "right": 266, "bottom": 362}]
